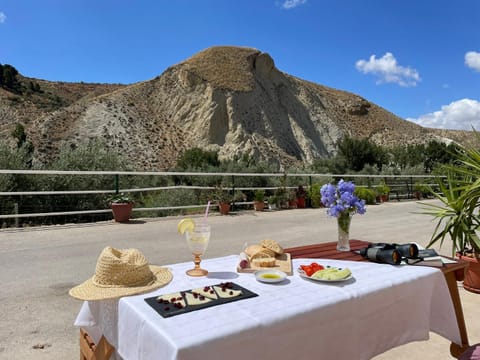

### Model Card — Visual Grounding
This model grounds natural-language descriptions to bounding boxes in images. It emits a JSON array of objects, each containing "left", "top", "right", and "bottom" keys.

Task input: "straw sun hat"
[{"left": 69, "top": 246, "right": 173, "bottom": 301}]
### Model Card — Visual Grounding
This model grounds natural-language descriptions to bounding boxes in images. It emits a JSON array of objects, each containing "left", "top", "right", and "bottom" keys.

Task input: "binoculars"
[{"left": 358, "top": 243, "right": 419, "bottom": 265}]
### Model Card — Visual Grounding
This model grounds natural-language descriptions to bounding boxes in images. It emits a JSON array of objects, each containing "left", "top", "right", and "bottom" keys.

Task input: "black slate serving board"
[{"left": 145, "top": 282, "right": 258, "bottom": 318}]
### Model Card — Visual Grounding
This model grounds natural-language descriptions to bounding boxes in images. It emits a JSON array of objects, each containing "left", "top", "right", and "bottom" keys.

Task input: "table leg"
[
  {"left": 96, "top": 336, "right": 114, "bottom": 360},
  {"left": 445, "top": 273, "right": 470, "bottom": 358},
  {"left": 80, "top": 328, "right": 115, "bottom": 360},
  {"left": 80, "top": 328, "right": 94, "bottom": 360}
]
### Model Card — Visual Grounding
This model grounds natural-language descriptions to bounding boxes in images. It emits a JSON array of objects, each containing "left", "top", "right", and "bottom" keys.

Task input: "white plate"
[
  {"left": 255, "top": 269, "right": 287, "bottom": 283},
  {"left": 297, "top": 268, "right": 353, "bottom": 283}
]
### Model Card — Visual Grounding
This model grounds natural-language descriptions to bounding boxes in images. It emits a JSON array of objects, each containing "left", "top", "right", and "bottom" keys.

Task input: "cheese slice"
[
  {"left": 185, "top": 291, "right": 214, "bottom": 306},
  {"left": 157, "top": 292, "right": 186, "bottom": 308},
  {"left": 191, "top": 286, "right": 218, "bottom": 300},
  {"left": 213, "top": 285, "right": 243, "bottom": 299}
]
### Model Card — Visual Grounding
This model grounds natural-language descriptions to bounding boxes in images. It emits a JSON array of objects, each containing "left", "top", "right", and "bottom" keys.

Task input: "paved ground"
[{"left": 0, "top": 199, "right": 478, "bottom": 359}]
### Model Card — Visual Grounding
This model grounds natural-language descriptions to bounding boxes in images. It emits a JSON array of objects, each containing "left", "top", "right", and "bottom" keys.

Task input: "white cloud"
[
  {"left": 355, "top": 52, "right": 421, "bottom": 87},
  {"left": 0, "top": 12, "right": 6, "bottom": 23},
  {"left": 282, "top": 0, "right": 307, "bottom": 9},
  {"left": 407, "top": 99, "right": 480, "bottom": 130},
  {"left": 465, "top": 51, "right": 480, "bottom": 72}
]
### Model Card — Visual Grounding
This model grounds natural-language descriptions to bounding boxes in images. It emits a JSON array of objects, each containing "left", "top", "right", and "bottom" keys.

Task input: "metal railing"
[{"left": 0, "top": 169, "right": 437, "bottom": 226}]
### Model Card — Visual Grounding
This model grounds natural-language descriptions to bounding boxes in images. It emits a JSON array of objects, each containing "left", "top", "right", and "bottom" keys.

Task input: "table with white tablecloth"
[{"left": 75, "top": 255, "right": 461, "bottom": 360}]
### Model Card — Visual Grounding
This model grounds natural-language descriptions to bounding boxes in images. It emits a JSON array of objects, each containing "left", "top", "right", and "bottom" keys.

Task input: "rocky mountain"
[{"left": 0, "top": 46, "right": 476, "bottom": 170}]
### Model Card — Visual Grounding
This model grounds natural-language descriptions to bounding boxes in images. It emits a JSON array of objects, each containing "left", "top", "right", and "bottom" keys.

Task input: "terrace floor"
[{"left": 0, "top": 199, "right": 478, "bottom": 359}]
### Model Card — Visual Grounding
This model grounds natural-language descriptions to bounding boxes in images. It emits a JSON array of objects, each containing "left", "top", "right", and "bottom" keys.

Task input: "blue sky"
[{"left": 1, "top": 0, "right": 479, "bottom": 130}]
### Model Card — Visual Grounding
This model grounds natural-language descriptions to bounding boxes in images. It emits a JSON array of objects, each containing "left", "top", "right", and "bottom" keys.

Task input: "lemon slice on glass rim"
[{"left": 177, "top": 218, "right": 195, "bottom": 234}]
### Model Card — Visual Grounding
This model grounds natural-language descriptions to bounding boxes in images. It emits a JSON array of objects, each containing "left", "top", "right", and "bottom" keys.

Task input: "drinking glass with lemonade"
[{"left": 178, "top": 218, "right": 211, "bottom": 276}]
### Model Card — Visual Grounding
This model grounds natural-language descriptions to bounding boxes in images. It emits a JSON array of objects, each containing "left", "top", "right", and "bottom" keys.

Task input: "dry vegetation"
[{"left": 181, "top": 46, "right": 260, "bottom": 92}]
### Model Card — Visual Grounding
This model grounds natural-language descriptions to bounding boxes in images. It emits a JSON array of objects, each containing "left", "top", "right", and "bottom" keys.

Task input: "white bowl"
[{"left": 255, "top": 269, "right": 287, "bottom": 283}]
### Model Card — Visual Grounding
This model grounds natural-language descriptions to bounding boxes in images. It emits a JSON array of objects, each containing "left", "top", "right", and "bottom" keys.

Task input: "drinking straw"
[{"left": 204, "top": 201, "right": 211, "bottom": 222}]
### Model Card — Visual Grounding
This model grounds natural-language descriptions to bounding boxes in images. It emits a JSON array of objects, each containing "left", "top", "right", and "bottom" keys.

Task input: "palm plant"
[
  {"left": 420, "top": 170, "right": 480, "bottom": 256},
  {"left": 420, "top": 131, "right": 480, "bottom": 257}
]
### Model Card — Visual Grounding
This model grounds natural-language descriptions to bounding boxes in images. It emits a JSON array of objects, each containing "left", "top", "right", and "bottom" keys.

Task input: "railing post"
[
  {"left": 14, "top": 203, "right": 19, "bottom": 228},
  {"left": 231, "top": 175, "right": 235, "bottom": 211},
  {"left": 114, "top": 174, "right": 119, "bottom": 194},
  {"left": 308, "top": 176, "right": 312, "bottom": 208},
  {"left": 409, "top": 176, "right": 413, "bottom": 199}
]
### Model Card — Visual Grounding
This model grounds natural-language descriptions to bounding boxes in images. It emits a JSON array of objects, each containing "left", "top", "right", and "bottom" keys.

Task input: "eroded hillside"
[{"left": 0, "top": 46, "right": 475, "bottom": 170}]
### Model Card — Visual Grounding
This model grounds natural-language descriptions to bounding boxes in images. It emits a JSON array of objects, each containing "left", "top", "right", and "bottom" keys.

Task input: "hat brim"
[{"left": 69, "top": 265, "right": 173, "bottom": 301}]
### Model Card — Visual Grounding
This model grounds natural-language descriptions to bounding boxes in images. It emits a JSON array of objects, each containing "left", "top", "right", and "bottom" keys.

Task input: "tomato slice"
[
  {"left": 301, "top": 263, "right": 325, "bottom": 277},
  {"left": 311, "top": 262, "right": 324, "bottom": 272},
  {"left": 303, "top": 265, "right": 315, "bottom": 277}
]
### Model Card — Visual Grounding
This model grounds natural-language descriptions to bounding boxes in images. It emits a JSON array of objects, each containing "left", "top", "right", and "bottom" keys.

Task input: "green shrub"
[
  {"left": 138, "top": 188, "right": 201, "bottom": 217},
  {"left": 176, "top": 148, "right": 220, "bottom": 170},
  {"left": 375, "top": 180, "right": 391, "bottom": 195},
  {"left": 107, "top": 193, "right": 134, "bottom": 204},
  {"left": 254, "top": 190, "right": 265, "bottom": 201},
  {"left": 355, "top": 187, "right": 376, "bottom": 205},
  {"left": 308, "top": 183, "right": 323, "bottom": 208}
]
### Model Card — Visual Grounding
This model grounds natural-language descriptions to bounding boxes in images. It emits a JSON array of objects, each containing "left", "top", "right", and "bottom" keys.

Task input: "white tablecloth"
[{"left": 75, "top": 255, "right": 461, "bottom": 360}]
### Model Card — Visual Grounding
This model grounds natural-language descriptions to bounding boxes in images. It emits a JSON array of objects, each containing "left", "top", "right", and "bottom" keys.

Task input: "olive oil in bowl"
[{"left": 255, "top": 270, "right": 287, "bottom": 283}]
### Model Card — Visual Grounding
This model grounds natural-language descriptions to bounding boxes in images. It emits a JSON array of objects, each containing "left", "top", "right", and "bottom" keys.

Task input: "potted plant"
[
  {"left": 274, "top": 187, "right": 289, "bottom": 209},
  {"left": 414, "top": 182, "right": 431, "bottom": 200},
  {"left": 271, "top": 186, "right": 288, "bottom": 209},
  {"left": 420, "top": 145, "right": 480, "bottom": 293},
  {"left": 308, "top": 183, "right": 323, "bottom": 208},
  {"left": 376, "top": 181, "right": 391, "bottom": 203},
  {"left": 413, "top": 182, "right": 423, "bottom": 200},
  {"left": 215, "top": 186, "right": 232, "bottom": 215},
  {"left": 268, "top": 195, "right": 277, "bottom": 210},
  {"left": 274, "top": 173, "right": 290, "bottom": 209},
  {"left": 288, "top": 190, "right": 298, "bottom": 209},
  {"left": 253, "top": 190, "right": 265, "bottom": 211},
  {"left": 295, "top": 185, "right": 307, "bottom": 208},
  {"left": 108, "top": 193, "right": 134, "bottom": 223}
]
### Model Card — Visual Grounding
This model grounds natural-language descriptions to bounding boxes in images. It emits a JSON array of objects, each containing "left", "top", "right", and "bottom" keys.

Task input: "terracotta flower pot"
[
  {"left": 218, "top": 202, "right": 231, "bottom": 215},
  {"left": 254, "top": 201, "right": 265, "bottom": 211},
  {"left": 111, "top": 203, "right": 133, "bottom": 223},
  {"left": 457, "top": 254, "right": 480, "bottom": 294},
  {"left": 296, "top": 197, "right": 306, "bottom": 208}
]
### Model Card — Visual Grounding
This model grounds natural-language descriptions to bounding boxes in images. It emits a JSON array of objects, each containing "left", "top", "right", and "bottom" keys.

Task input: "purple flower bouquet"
[{"left": 320, "top": 179, "right": 366, "bottom": 251}]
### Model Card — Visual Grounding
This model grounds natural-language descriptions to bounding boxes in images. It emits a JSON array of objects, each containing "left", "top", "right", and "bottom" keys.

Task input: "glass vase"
[{"left": 337, "top": 213, "right": 351, "bottom": 251}]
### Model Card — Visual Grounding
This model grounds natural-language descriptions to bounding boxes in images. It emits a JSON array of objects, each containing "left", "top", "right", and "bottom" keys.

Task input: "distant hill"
[{"left": 0, "top": 46, "right": 476, "bottom": 170}]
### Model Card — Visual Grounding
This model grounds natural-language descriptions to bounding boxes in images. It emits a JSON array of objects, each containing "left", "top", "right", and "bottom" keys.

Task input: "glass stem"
[{"left": 193, "top": 254, "right": 202, "bottom": 269}]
